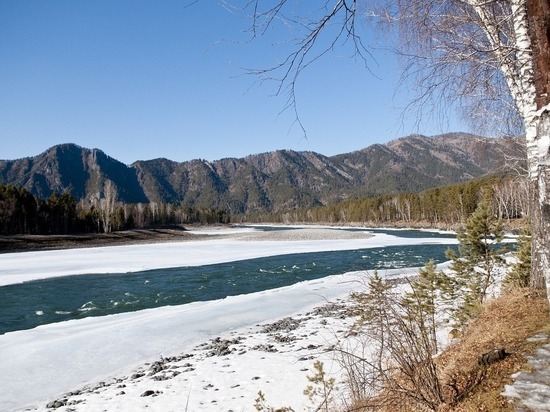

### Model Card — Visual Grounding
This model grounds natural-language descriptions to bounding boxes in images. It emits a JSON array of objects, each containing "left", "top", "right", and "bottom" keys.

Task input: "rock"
[
  {"left": 252, "top": 344, "right": 278, "bottom": 352},
  {"left": 274, "top": 334, "right": 296, "bottom": 343},
  {"left": 261, "top": 317, "right": 301, "bottom": 333},
  {"left": 311, "top": 302, "right": 347, "bottom": 317},
  {"left": 140, "top": 390, "right": 157, "bottom": 397},
  {"left": 203, "top": 337, "right": 242, "bottom": 357},
  {"left": 478, "top": 348, "right": 507, "bottom": 366},
  {"left": 149, "top": 361, "right": 167, "bottom": 375},
  {"left": 448, "top": 328, "right": 461, "bottom": 340},
  {"left": 46, "top": 399, "right": 66, "bottom": 409},
  {"left": 153, "top": 374, "right": 169, "bottom": 381}
]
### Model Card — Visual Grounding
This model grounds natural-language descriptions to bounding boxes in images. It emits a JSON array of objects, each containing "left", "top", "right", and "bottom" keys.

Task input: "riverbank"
[
  {"left": 0, "top": 216, "right": 527, "bottom": 255},
  {"left": 3, "top": 266, "right": 402, "bottom": 411},
  {"left": 0, "top": 224, "right": 379, "bottom": 254},
  {"left": 15, "top": 290, "right": 362, "bottom": 411},
  {"left": 0, "top": 227, "right": 203, "bottom": 253}
]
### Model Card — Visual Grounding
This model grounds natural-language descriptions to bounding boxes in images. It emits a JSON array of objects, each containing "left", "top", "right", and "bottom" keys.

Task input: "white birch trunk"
[
  {"left": 531, "top": 106, "right": 550, "bottom": 296},
  {"left": 472, "top": 0, "right": 550, "bottom": 295},
  {"left": 512, "top": 0, "right": 550, "bottom": 297}
]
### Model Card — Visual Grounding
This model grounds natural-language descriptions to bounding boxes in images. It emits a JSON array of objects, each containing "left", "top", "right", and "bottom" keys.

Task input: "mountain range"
[{"left": 0, "top": 133, "right": 524, "bottom": 214}]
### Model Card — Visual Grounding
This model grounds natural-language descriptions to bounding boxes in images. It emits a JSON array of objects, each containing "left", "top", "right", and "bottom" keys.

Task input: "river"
[{"left": 0, "top": 227, "right": 457, "bottom": 335}]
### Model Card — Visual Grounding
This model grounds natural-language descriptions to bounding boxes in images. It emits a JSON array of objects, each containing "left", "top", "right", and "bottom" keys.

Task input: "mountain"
[
  {"left": 332, "top": 133, "right": 521, "bottom": 196},
  {"left": 0, "top": 133, "right": 524, "bottom": 214},
  {"left": 0, "top": 144, "right": 148, "bottom": 204}
]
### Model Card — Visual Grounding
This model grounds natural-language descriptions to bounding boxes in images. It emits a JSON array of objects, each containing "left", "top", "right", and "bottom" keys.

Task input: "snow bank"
[{"left": 0, "top": 227, "right": 455, "bottom": 286}]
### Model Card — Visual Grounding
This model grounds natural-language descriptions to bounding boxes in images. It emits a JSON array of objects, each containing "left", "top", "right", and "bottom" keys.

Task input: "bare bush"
[{"left": 336, "top": 271, "right": 445, "bottom": 411}]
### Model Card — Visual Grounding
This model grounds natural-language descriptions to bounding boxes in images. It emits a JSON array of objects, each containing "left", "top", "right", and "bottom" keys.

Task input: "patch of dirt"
[{"left": 0, "top": 227, "right": 212, "bottom": 254}]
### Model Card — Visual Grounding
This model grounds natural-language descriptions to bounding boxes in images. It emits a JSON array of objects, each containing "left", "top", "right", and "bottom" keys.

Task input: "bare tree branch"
[
  {"left": 390, "top": 0, "right": 526, "bottom": 135},
  {"left": 237, "top": 0, "right": 375, "bottom": 135}
]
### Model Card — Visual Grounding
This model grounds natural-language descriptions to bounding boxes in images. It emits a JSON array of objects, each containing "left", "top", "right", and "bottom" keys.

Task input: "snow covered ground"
[
  {"left": 0, "top": 226, "right": 457, "bottom": 411},
  {"left": 503, "top": 333, "right": 550, "bottom": 411}
]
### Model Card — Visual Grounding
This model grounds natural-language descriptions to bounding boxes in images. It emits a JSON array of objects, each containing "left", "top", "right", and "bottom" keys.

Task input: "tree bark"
[
  {"left": 526, "top": 0, "right": 550, "bottom": 110},
  {"left": 530, "top": 111, "right": 550, "bottom": 294},
  {"left": 526, "top": 0, "right": 550, "bottom": 294},
  {"left": 530, "top": 110, "right": 550, "bottom": 297}
]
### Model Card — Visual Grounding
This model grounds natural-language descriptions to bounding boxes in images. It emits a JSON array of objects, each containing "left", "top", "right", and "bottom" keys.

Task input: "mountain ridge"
[{"left": 0, "top": 133, "right": 524, "bottom": 214}]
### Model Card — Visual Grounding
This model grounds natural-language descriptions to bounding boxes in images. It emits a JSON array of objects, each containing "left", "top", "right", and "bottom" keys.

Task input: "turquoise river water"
[{"left": 0, "top": 228, "right": 457, "bottom": 335}]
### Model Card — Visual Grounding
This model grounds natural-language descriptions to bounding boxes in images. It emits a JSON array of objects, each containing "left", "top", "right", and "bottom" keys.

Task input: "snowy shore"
[{"left": 0, "top": 226, "right": 455, "bottom": 411}]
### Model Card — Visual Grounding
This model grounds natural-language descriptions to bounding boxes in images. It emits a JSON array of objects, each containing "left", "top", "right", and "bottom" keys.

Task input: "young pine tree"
[
  {"left": 351, "top": 271, "right": 395, "bottom": 377},
  {"left": 349, "top": 270, "right": 445, "bottom": 409},
  {"left": 402, "top": 259, "right": 441, "bottom": 354},
  {"left": 352, "top": 271, "right": 395, "bottom": 323},
  {"left": 303, "top": 361, "right": 335, "bottom": 412},
  {"left": 444, "top": 200, "right": 505, "bottom": 328},
  {"left": 503, "top": 225, "right": 532, "bottom": 290}
]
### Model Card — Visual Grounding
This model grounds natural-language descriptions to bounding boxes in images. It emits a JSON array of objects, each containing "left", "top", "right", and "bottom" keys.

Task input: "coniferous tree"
[
  {"left": 402, "top": 259, "right": 441, "bottom": 354},
  {"left": 352, "top": 271, "right": 395, "bottom": 375},
  {"left": 444, "top": 199, "right": 505, "bottom": 328},
  {"left": 352, "top": 271, "right": 395, "bottom": 325},
  {"left": 503, "top": 224, "right": 532, "bottom": 289}
]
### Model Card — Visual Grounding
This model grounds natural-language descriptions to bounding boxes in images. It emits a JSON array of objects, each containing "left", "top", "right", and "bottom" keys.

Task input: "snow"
[
  {"left": 0, "top": 227, "right": 456, "bottom": 411},
  {"left": 503, "top": 334, "right": 550, "bottom": 411},
  {"left": 0, "top": 227, "right": 454, "bottom": 287},
  {"left": 0, "top": 271, "right": 369, "bottom": 411}
]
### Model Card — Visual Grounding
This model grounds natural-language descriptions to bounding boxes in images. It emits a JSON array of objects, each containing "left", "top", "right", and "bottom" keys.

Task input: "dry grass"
[
  {"left": 348, "top": 289, "right": 549, "bottom": 411},
  {"left": 436, "top": 289, "right": 550, "bottom": 411}
]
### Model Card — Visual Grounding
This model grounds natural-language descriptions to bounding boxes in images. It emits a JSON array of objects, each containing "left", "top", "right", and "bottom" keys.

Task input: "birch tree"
[
  {"left": 239, "top": 0, "right": 550, "bottom": 300},
  {"left": 394, "top": 0, "right": 550, "bottom": 295},
  {"left": 98, "top": 179, "right": 118, "bottom": 233},
  {"left": 524, "top": 0, "right": 550, "bottom": 295}
]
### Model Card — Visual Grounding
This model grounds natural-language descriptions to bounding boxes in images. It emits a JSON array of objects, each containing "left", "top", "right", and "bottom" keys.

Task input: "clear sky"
[{"left": 1, "top": 1, "right": 470, "bottom": 165}]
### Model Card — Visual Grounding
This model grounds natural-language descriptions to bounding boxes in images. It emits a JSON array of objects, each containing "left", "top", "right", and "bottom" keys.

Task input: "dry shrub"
[
  {"left": 342, "top": 272, "right": 445, "bottom": 412},
  {"left": 347, "top": 288, "right": 549, "bottom": 412}
]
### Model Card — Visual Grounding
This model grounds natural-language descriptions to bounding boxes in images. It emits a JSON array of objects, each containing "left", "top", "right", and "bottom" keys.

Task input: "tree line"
[
  {"left": 242, "top": 175, "right": 529, "bottom": 228},
  {"left": 0, "top": 184, "right": 230, "bottom": 236},
  {"left": 1, "top": 174, "right": 528, "bottom": 235}
]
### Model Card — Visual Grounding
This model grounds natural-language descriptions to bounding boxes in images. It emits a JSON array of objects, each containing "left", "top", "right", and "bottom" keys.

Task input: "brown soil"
[{"left": 0, "top": 227, "right": 213, "bottom": 254}]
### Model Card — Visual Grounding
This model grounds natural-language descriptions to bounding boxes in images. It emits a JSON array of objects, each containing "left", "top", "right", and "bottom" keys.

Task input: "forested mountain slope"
[{"left": 0, "top": 133, "right": 523, "bottom": 214}]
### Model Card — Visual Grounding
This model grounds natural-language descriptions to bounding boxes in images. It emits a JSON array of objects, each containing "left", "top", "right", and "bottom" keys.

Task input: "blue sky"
[{"left": 1, "top": 1, "right": 469, "bottom": 164}]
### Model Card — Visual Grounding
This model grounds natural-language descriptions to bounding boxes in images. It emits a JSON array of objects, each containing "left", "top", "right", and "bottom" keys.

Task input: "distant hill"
[
  {"left": 0, "top": 144, "right": 148, "bottom": 204},
  {"left": 0, "top": 133, "right": 524, "bottom": 214}
]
